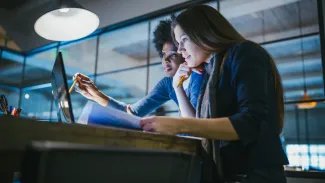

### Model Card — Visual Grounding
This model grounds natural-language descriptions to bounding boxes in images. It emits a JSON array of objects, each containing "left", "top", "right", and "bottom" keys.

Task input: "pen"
[
  {"left": 9, "top": 106, "right": 13, "bottom": 114},
  {"left": 177, "top": 68, "right": 194, "bottom": 88},
  {"left": 177, "top": 75, "right": 186, "bottom": 88},
  {"left": 69, "top": 79, "right": 78, "bottom": 94}
]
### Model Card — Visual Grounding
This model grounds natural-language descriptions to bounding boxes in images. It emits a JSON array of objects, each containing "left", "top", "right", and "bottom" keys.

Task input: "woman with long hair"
[{"left": 140, "top": 5, "right": 288, "bottom": 183}]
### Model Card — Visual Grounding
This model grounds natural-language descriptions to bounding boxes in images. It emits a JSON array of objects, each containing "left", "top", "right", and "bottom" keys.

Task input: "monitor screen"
[{"left": 51, "top": 51, "right": 75, "bottom": 123}]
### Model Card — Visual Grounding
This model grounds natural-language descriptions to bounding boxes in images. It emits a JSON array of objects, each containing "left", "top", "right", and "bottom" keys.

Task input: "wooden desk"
[{"left": 0, "top": 116, "right": 200, "bottom": 182}]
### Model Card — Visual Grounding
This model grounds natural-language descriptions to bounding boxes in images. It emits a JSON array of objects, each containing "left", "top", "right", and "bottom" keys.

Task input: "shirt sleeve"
[
  {"left": 228, "top": 41, "right": 270, "bottom": 146},
  {"left": 188, "top": 72, "right": 204, "bottom": 109},
  {"left": 108, "top": 78, "right": 171, "bottom": 117},
  {"left": 106, "top": 96, "right": 128, "bottom": 113}
]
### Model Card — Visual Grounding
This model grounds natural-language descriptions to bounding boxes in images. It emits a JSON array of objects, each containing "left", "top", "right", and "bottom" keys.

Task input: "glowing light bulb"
[{"left": 59, "top": 8, "right": 70, "bottom": 13}]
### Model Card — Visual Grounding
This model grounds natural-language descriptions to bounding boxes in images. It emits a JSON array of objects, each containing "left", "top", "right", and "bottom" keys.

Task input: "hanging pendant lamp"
[
  {"left": 296, "top": 92, "right": 317, "bottom": 109},
  {"left": 34, "top": 0, "right": 99, "bottom": 41}
]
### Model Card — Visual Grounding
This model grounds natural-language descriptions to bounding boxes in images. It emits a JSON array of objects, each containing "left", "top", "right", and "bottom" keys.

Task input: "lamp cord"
[{"left": 298, "top": 1, "right": 307, "bottom": 93}]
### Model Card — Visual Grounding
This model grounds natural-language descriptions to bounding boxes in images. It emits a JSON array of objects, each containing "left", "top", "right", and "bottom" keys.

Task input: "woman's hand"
[
  {"left": 172, "top": 63, "right": 203, "bottom": 89},
  {"left": 73, "top": 73, "right": 100, "bottom": 101},
  {"left": 140, "top": 116, "right": 183, "bottom": 135},
  {"left": 172, "top": 63, "right": 191, "bottom": 89}
]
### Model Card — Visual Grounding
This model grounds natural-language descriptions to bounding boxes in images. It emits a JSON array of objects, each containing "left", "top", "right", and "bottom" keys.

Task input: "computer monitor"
[{"left": 51, "top": 51, "right": 75, "bottom": 123}]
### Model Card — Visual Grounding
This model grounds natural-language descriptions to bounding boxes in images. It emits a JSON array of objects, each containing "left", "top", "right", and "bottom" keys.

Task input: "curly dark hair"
[{"left": 153, "top": 19, "right": 174, "bottom": 58}]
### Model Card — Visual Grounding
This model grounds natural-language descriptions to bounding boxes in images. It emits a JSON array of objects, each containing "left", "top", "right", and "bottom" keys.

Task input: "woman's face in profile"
[{"left": 174, "top": 25, "right": 211, "bottom": 68}]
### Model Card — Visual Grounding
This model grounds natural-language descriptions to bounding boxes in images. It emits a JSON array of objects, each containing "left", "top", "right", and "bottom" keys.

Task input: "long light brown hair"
[{"left": 171, "top": 5, "right": 284, "bottom": 133}]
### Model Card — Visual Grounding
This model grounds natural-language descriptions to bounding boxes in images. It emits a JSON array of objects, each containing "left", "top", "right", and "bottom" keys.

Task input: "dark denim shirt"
[{"left": 107, "top": 72, "right": 204, "bottom": 117}]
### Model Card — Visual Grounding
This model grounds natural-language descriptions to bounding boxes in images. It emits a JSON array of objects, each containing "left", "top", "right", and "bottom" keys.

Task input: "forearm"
[
  {"left": 93, "top": 90, "right": 110, "bottom": 106},
  {"left": 94, "top": 92, "right": 132, "bottom": 114},
  {"left": 174, "top": 86, "right": 196, "bottom": 117},
  {"left": 179, "top": 117, "right": 239, "bottom": 140}
]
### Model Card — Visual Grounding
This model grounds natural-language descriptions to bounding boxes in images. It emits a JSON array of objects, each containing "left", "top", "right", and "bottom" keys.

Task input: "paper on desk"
[{"left": 77, "top": 100, "right": 141, "bottom": 130}]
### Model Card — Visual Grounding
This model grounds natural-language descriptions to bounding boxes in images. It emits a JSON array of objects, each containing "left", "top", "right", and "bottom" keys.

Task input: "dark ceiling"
[
  {"left": 0, "top": 0, "right": 194, "bottom": 52},
  {"left": 1, "top": 0, "right": 32, "bottom": 10}
]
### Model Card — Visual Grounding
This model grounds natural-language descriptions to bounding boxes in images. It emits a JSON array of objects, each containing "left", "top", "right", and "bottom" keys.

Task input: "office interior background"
[{"left": 0, "top": 0, "right": 325, "bottom": 172}]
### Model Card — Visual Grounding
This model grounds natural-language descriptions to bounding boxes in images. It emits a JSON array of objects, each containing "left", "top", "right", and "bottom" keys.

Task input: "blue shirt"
[{"left": 107, "top": 72, "right": 204, "bottom": 117}]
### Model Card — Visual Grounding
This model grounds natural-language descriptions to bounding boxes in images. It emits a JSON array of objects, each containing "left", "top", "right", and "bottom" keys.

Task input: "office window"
[
  {"left": 59, "top": 37, "right": 97, "bottom": 79},
  {"left": 282, "top": 104, "right": 301, "bottom": 145},
  {"left": 96, "top": 67, "right": 147, "bottom": 109},
  {"left": 20, "top": 48, "right": 57, "bottom": 120},
  {"left": 97, "top": 21, "right": 149, "bottom": 73},
  {"left": 283, "top": 103, "right": 325, "bottom": 170},
  {"left": 21, "top": 87, "right": 53, "bottom": 120},
  {"left": 220, "top": 0, "right": 319, "bottom": 43},
  {"left": 0, "top": 50, "right": 24, "bottom": 110},
  {"left": 263, "top": 35, "right": 324, "bottom": 102},
  {"left": 286, "top": 144, "right": 325, "bottom": 170}
]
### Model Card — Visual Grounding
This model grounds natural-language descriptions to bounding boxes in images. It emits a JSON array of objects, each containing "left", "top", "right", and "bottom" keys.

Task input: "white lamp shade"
[{"left": 34, "top": 8, "right": 99, "bottom": 41}]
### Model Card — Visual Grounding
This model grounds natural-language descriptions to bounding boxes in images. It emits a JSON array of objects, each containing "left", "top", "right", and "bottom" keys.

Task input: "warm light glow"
[
  {"left": 297, "top": 102, "right": 317, "bottom": 109},
  {"left": 59, "top": 8, "right": 70, "bottom": 13},
  {"left": 34, "top": 8, "right": 99, "bottom": 41},
  {"left": 296, "top": 92, "right": 317, "bottom": 109}
]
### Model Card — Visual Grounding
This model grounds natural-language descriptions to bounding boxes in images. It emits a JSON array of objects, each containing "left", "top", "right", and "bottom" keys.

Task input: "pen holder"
[
  {"left": 0, "top": 94, "right": 22, "bottom": 117},
  {"left": 4, "top": 106, "right": 22, "bottom": 117}
]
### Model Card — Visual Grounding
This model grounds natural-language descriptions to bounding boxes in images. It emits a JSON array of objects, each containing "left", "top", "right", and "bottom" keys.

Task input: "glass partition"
[{"left": 0, "top": 50, "right": 24, "bottom": 112}]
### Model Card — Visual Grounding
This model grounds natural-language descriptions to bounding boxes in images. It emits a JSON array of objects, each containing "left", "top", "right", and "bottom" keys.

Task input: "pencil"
[
  {"left": 69, "top": 79, "right": 78, "bottom": 93},
  {"left": 177, "top": 75, "right": 186, "bottom": 88}
]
